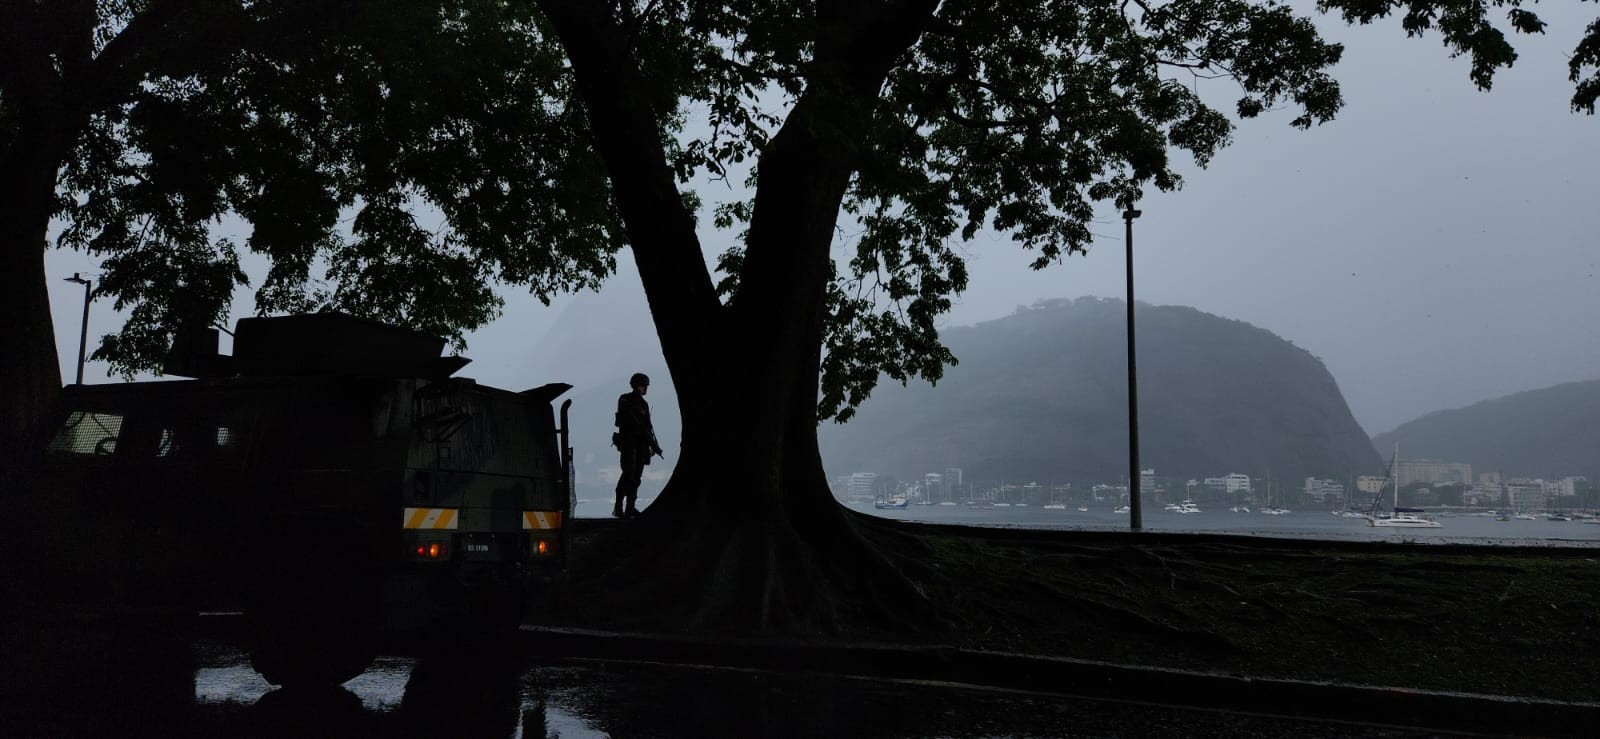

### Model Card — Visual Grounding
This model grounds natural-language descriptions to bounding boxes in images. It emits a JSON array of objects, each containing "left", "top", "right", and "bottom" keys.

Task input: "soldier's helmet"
[{"left": 630, "top": 372, "right": 650, "bottom": 388}]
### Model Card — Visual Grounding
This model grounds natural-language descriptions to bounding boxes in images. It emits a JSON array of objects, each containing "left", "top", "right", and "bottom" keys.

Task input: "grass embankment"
[{"left": 543, "top": 521, "right": 1600, "bottom": 702}]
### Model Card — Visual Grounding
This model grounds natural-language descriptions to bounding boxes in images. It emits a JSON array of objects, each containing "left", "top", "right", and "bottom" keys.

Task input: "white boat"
[
  {"left": 1370, "top": 513, "right": 1441, "bottom": 528},
  {"left": 1231, "top": 505, "right": 1252, "bottom": 513},
  {"left": 1175, "top": 502, "right": 1201, "bottom": 514},
  {"left": 1257, "top": 472, "right": 1289, "bottom": 515},
  {"left": 1113, "top": 505, "right": 1130, "bottom": 514},
  {"left": 937, "top": 501, "right": 957, "bottom": 506},
  {"left": 1514, "top": 513, "right": 1537, "bottom": 520},
  {"left": 1364, "top": 443, "right": 1441, "bottom": 529},
  {"left": 1042, "top": 503, "right": 1068, "bottom": 510},
  {"left": 873, "top": 496, "right": 909, "bottom": 510},
  {"left": 1076, "top": 506, "right": 1089, "bottom": 512}
]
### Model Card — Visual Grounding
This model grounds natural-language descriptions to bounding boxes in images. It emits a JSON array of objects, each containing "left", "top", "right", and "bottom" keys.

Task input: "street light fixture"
[
  {"left": 63, "top": 273, "right": 92, "bottom": 385},
  {"left": 1123, "top": 207, "right": 1143, "bottom": 531}
]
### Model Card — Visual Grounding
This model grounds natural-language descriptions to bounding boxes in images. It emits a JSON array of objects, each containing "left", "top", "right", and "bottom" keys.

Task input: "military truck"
[{"left": 19, "top": 313, "right": 574, "bottom": 686}]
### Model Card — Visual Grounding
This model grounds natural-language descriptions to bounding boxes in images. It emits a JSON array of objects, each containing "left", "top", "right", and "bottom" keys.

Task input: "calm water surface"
[{"left": 578, "top": 499, "right": 1600, "bottom": 546}]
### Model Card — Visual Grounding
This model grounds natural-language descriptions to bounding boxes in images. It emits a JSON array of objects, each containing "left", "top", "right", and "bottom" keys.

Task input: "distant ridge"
[
  {"left": 817, "top": 297, "right": 1381, "bottom": 486},
  {"left": 1372, "top": 380, "right": 1600, "bottom": 479}
]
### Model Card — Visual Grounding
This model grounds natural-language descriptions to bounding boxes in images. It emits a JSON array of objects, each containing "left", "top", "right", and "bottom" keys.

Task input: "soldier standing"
[{"left": 613, "top": 372, "right": 663, "bottom": 518}]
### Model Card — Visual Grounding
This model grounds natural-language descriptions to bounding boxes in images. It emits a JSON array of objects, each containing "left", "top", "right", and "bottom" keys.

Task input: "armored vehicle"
[{"left": 20, "top": 313, "right": 573, "bottom": 686}]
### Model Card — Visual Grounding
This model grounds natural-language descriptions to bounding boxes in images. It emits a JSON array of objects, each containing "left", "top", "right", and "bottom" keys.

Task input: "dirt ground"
[{"left": 545, "top": 520, "right": 1600, "bottom": 703}]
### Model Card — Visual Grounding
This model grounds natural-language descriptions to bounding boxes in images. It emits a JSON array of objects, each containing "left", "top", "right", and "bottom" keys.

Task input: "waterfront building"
[
  {"left": 1303, "top": 477, "right": 1345, "bottom": 505},
  {"left": 848, "top": 472, "right": 878, "bottom": 500},
  {"left": 1396, "top": 458, "right": 1473, "bottom": 486},
  {"left": 1505, "top": 479, "right": 1548, "bottom": 512},
  {"left": 1465, "top": 482, "right": 1503, "bottom": 506},
  {"left": 1356, "top": 476, "right": 1387, "bottom": 495}
]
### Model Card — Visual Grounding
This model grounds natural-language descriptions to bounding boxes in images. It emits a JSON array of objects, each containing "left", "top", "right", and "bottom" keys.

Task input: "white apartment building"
[
  {"left": 1506, "top": 479, "right": 1548, "bottom": 511},
  {"left": 1356, "top": 476, "right": 1387, "bottom": 495},
  {"left": 848, "top": 472, "right": 878, "bottom": 499},
  {"left": 1303, "top": 477, "right": 1345, "bottom": 504},
  {"left": 1396, "top": 459, "right": 1473, "bottom": 486},
  {"left": 1201, "top": 474, "right": 1252, "bottom": 494},
  {"left": 1466, "top": 482, "right": 1503, "bottom": 506}
]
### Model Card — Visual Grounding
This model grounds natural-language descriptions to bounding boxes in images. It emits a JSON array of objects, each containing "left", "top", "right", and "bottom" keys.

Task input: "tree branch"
[{"left": 534, "top": 0, "right": 723, "bottom": 385}]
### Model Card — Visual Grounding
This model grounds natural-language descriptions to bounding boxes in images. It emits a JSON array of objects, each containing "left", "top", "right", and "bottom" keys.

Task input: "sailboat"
[
  {"left": 1259, "top": 469, "right": 1290, "bottom": 514},
  {"left": 1367, "top": 443, "right": 1441, "bottom": 528}
]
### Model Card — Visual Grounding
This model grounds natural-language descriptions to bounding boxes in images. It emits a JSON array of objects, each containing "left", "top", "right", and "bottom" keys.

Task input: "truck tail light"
[
  {"left": 413, "top": 542, "right": 447, "bottom": 559},
  {"left": 532, "top": 537, "right": 556, "bottom": 557}
]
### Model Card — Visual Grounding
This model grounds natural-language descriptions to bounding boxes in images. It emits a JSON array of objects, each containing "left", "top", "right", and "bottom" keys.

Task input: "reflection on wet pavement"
[{"left": 2, "top": 621, "right": 1457, "bottom": 738}]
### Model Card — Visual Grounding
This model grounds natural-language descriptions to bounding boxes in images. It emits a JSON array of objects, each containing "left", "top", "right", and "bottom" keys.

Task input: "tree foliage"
[
  {"left": 7, "top": 0, "right": 1595, "bottom": 633},
  {"left": 20, "top": 0, "right": 621, "bottom": 377},
  {"left": 17, "top": 0, "right": 1598, "bottom": 403},
  {"left": 1319, "top": 0, "right": 1600, "bottom": 113}
]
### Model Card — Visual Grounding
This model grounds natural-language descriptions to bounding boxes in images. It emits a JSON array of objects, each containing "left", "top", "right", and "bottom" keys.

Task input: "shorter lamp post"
[
  {"left": 63, "top": 273, "right": 92, "bottom": 385},
  {"left": 1124, "top": 207, "right": 1143, "bottom": 531}
]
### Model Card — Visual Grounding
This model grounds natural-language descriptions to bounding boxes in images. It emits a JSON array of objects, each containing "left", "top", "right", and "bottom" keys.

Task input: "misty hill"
[
  {"left": 509, "top": 284, "right": 679, "bottom": 496},
  {"left": 1371, "top": 380, "right": 1600, "bottom": 479},
  {"left": 817, "top": 297, "right": 1381, "bottom": 486}
]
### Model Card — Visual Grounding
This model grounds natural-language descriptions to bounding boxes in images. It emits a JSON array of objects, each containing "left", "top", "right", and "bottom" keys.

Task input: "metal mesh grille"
[{"left": 46, "top": 411, "right": 125, "bottom": 456}]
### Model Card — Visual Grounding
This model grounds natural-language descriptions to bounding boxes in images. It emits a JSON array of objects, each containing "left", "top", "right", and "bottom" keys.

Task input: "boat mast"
[{"left": 1393, "top": 442, "right": 1401, "bottom": 513}]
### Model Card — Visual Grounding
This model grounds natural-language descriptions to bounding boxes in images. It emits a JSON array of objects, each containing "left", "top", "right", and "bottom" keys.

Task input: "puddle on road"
[
  {"left": 3, "top": 626, "right": 1452, "bottom": 738},
  {"left": 183, "top": 643, "right": 1448, "bottom": 738}
]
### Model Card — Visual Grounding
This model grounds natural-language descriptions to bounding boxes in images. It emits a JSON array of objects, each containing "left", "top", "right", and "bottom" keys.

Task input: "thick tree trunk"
[
  {"left": 0, "top": 94, "right": 73, "bottom": 491},
  {"left": 537, "top": 0, "right": 941, "bottom": 632},
  {"left": 0, "top": 203, "right": 63, "bottom": 492},
  {"left": 0, "top": 4, "right": 89, "bottom": 491}
]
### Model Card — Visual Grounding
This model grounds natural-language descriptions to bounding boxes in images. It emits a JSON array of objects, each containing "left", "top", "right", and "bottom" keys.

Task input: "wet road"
[{"left": 1, "top": 618, "right": 1477, "bottom": 738}]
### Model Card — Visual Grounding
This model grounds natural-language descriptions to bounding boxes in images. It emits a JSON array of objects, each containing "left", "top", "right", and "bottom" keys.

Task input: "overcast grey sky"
[{"left": 45, "top": 4, "right": 1599, "bottom": 436}]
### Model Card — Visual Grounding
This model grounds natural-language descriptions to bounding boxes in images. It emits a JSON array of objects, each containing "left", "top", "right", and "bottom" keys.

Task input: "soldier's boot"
[{"left": 613, "top": 493, "right": 625, "bottom": 518}]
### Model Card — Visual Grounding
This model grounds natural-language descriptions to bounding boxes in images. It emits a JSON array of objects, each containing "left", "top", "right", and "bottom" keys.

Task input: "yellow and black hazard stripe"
[
  {"left": 403, "top": 507, "right": 459, "bottom": 530},
  {"left": 522, "top": 511, "right": 563, "bottom": 530}
]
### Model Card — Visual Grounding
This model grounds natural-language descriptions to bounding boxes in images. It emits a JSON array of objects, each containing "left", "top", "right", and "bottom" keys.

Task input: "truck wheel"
[
  {"left": 466, "top": 578, "right": 528, "bottom": 634},
  {"left": 249, "top": 619, "right": 377, "bottom": 688},
  {"left": 246, "top": 517, "right": 381, "bottom": 687}
]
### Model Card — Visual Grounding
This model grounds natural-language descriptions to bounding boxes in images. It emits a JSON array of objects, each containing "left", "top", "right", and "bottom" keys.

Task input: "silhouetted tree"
[
  {"left": 5, "top": 0, "right": 1595, "bottom": 631},
  {"left": 0, "top": 0, "right": 618, "bottom": 480}
]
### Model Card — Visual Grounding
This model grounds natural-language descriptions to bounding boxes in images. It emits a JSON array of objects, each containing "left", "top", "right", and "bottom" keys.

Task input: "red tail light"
[{"left": 413, "top": 542, "right": 447, "bottom": 559}]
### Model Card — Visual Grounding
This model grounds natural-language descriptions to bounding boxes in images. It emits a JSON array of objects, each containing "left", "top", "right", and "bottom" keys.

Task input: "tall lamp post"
[
  {"left": 63, "top": 273, "right": 92, "bottom": 385},
  {"left": 1123, "top": 207, "right": 1143, "bottom": 531}
]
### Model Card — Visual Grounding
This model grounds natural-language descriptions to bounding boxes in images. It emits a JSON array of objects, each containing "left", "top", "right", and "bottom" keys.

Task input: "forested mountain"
[
  {"left": 514, "top": 293, "right": 1381, "bottom": 493},
  {"left": 816, "top": 297, "right": 1381, "bottom": 486},
  {"left": 1372, "top": 380, "right": 1600, "bottom": 479}
]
